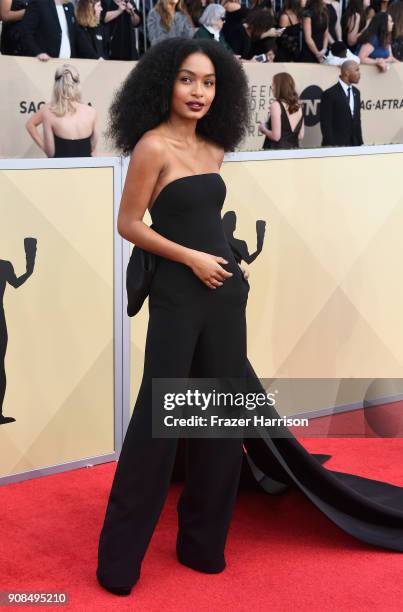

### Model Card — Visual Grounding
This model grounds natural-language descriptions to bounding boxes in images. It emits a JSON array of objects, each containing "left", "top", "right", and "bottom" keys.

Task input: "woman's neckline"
[{"left": 149, "top": 172, "right": 222, "bottom": 212}]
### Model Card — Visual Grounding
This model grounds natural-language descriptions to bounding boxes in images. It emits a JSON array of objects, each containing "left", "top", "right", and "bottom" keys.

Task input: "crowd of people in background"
[
  {"left": 0, "top": 0, "right": 402, "bottom": 64},
  {"left": 0, "top": 0, "right": 401, "bottom": 156},
  {"left": 18, "top": 57, "right": 364, "bottom": 156}
]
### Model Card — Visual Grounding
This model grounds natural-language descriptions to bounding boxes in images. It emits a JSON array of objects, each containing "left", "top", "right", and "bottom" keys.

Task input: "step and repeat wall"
[
  {"left": 0, "top": 56, "right": 402, "bottom": 158},
  {"left": 130, "top": 149, "right": 403, "bottom": 419},
  {"left": 0, "top": 159, "right": 120, "bottom": 484},
  {"left": 1, "top": 147, "right": 403, "bottom": 484}
]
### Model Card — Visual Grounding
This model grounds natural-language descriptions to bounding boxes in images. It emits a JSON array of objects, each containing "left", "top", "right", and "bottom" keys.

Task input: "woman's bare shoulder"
[
  {"left": 203, "top": 138, "right": 225, "bottom": 166},
  {"left": 129, "top": 129, "right": 168, "bottom": 172},
  {"left": 134, "top": 129, "right": 168, "bottom": 155},
  {"left": 40, "top": 102, "right": 51, "bottom": 114},
  {"left": 40, "top": 103, "right": 54, "bottom": 121}
]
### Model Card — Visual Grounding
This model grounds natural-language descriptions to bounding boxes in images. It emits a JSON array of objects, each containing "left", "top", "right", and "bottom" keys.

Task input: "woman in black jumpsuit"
[
  {"left": 98, "top": 172, "right": 250, "bottom": 591},
  {"left": 97, "top": 37, "right": 403, "bottom": 597},
  {"left": 97, "top": 38, "right": 251, "bottom": 595}
]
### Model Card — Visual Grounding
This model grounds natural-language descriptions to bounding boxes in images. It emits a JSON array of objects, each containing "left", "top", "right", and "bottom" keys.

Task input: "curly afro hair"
[{"left": 105, "top": 37, "right": 251, "bottom": 155}]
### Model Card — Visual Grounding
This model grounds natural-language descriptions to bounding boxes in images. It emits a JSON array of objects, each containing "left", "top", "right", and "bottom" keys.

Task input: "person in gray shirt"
[{"left": 147, "top": 0, "right": 194, "bottom": 45}]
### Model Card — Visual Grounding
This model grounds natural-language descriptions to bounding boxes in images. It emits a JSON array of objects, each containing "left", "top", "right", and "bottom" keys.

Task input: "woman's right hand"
[{"left": 186, "top": 250, "right": 233, "bottom": 289}]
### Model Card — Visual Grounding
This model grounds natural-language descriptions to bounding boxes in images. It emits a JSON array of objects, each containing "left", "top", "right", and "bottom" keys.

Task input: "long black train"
[{"left": 97, "top": 173, "right": 403, "bottom": 592}]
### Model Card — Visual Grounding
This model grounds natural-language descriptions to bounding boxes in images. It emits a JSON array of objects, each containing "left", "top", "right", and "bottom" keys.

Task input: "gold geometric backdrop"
[
  {"left": 131, "top": 154, "right": 403, "bottom": 411},
  {"left": 0, "top": 167, "right": 115, "bottom": 478}
]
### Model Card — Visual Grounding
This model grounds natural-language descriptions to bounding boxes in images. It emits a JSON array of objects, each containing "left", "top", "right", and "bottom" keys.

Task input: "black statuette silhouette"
[
  {"left": 222, "top": 211, "right": 267, "bottom": 265},
  {"left": 0, "top": 238, "right": 37, "bottom": 425}
]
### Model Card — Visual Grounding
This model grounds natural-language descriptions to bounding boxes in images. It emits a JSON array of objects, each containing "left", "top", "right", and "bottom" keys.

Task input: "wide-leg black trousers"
[{"left": 97, "top": 276, "right": 248, "bottom": 589}]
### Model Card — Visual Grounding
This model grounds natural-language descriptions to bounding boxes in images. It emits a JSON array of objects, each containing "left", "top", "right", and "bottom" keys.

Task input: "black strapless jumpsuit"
[
  {"left": 97, "top": 173, "right": 403, "bottom": 591},
  {"left": 97, "top": 173, "right": 250, "bottom": 589}
]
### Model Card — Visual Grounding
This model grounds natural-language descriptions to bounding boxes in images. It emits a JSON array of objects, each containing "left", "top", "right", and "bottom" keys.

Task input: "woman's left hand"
[{"left": 238, "top": 263, "right": 249, "bottom": 280}]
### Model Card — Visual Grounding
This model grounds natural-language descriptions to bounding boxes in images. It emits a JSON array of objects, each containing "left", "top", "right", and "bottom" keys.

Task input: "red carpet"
[
  {"left": 1, "top": 438, "right": 402, "bottom": 611},
  {"left": 290, "top": 401, "right": 403, "bottom": 438}
]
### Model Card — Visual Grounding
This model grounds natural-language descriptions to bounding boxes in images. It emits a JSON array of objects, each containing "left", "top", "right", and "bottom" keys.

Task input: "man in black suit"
[
  {"left": 320, "top": 60, "right": 364, "bottom": 147},
  {"left": 21, "top": 0, "right": 98, "bottom": 60}
]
